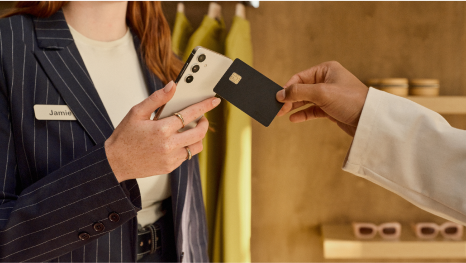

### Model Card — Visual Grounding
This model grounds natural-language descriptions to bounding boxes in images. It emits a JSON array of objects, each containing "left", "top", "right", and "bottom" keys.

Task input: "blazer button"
[
  {"left": 109, "top": 212, "right": 120, "bottom": 222},
  {"left": 78, "top": 232, "right": 90, "bottom": 240},
  {"left": 93, "top": 222, "right": 105, "bottom": 232}
]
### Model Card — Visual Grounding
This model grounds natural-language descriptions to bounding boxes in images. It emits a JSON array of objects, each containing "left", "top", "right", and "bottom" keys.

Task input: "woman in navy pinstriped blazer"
[{"left": 0, "top": 2, "right": 219, "bottom": 262}]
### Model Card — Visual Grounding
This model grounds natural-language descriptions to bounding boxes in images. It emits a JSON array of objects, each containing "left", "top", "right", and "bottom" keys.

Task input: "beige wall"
[{"left": 248, "top": 2, "right": 466, "bottom": 262}]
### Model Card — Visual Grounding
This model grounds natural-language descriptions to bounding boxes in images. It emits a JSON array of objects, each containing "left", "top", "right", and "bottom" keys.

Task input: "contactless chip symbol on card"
[{"left": 229, "top": 72, "right": 242, "bottom": 84}]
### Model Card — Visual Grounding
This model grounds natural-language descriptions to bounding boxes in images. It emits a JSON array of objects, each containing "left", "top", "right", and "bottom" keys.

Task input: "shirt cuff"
[{"left": 342, "top": 87, "right": 384, "bottom": 176}]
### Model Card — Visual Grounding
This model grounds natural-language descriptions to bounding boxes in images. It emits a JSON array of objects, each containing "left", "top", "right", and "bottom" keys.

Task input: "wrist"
[{"left": 105, "top": 139, "right": 126, "bottom": 183}]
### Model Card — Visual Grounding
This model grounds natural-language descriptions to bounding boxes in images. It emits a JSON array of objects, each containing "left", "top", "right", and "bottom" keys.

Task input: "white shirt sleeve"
[{"left": 343, "top": 87, "right": 466, "bottom": 225}]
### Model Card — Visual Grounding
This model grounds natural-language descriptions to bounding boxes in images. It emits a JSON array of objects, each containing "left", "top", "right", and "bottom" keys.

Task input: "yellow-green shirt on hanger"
[
  {"left": 183, "top": 15, "right": 226, "bottom": 61},
  {"left": 171, "top": 12, "right": 193, "bottom": 58},
  {"left": 212, "top": 15, "right": 253, "bottom": 263},
  {"left": 225, "top": 16, "right": 253, "bottom": 65}
]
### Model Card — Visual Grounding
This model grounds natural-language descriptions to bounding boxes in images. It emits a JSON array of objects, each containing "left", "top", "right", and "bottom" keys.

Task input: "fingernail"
[
  {"left": 212, "top": 98, "right": 221, "bottom": 106},
  {"left": 278, "top": 89, "right": 286, "bottom": 100},
  {"left": 164, "top": 81, "right": 174, "bottom": 93}
]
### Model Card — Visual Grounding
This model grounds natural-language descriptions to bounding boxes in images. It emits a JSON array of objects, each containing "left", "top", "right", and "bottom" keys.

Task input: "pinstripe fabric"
[{"left": 0, "top": 11, "right": 208, "bottom": 262}]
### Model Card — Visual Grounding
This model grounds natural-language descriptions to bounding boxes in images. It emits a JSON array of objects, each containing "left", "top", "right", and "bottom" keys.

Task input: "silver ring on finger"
[
  {"left": 174, "top": 112, "right": 185, "bottom": 128},
  {"left": 185, "top": 146, "right": 192, "bottom": 160}
]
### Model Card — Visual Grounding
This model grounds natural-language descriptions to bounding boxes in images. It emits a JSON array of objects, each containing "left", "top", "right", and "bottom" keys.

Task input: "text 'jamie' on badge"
[
  {"left": 229, "top": 72, "right": 242, "bottom": 84},
  {"left": 33, "top": 105, "right": 77, "bottom": 120}
]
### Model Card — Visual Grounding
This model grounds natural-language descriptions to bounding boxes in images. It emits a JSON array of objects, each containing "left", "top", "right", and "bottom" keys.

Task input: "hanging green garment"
[
  {"left": 183, "top": 16, "right": 226, "bottom": 61},
  {"left": 171, "top": 12, "right": 193, "bottom": 58},
  {"left": 212, "top": 16, "right": 253, "bottom": 263},
  {"left": 182, "top": 15, "right": 227, "bottom": 260}
]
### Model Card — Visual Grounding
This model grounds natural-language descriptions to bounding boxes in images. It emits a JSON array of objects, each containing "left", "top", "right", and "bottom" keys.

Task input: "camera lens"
[
  {"left": 192, "top": 64, "right": 200, "bottom": 73},
  {"left": 186, "top": 75, "right": 194, "bottom": 83},
  {"left": 198, "top": 54, "right": 206, "bottom": 62}
]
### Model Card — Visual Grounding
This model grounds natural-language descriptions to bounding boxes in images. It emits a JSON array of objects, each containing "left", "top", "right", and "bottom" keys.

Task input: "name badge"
[{"left": 34, "top": 105, "right": 77, "bottom": 120}]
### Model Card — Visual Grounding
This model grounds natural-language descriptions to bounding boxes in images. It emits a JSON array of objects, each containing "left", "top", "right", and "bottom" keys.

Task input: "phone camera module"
[
  {"left": 198, "top": 54, "right": 206, "bottom": 62},
  {"left": 186, "top": 75, "right": 194, "bottom": 83},
  {"left": 192, "top": 65, "right": 200, "bottom": 73}
]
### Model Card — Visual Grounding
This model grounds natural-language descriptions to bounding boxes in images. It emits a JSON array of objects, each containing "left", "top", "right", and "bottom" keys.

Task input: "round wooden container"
[
  {"left": 409, "top": 79, "right": 440, "bottom": 96},
  {"left": 379, "top": 78, "right": 409, "bottom": 96}
]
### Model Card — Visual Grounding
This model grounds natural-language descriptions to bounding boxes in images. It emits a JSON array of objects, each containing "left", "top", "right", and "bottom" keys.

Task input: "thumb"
[
  {"left": 276, "top": 83, "right": 326, "bottom": 105},
  {"left": 134, "top": 81, "right": 176, "bottom": 119}
]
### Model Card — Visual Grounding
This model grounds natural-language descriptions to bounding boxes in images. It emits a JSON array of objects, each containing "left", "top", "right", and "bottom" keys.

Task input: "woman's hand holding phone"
[{"left": 105, "top": 81, "right": 221, "bottom": 183}]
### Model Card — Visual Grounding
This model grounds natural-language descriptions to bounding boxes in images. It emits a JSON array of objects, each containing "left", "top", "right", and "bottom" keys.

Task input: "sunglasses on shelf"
[
  {"left": 414, "top": 222, "right": 463, "bottom": 240},
  {"left": 352, "top": 222, "right": 401, "bottom": 240}
]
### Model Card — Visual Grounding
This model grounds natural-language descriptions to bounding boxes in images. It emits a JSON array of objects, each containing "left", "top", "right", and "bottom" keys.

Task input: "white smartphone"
[{"left": 155, "top": 46, "right": 233, "bottom": 130}]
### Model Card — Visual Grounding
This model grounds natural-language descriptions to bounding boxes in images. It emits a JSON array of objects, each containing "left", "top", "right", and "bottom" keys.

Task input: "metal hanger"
[
  {"left": 208, "top": 2, "right": 222, "bottom": 22},
  {"left": 235, "top": 2, "right": 246, "bottom": 19}
]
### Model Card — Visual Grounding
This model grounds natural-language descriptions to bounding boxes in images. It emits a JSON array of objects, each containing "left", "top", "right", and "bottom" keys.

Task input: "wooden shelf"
[
  {"left": 322, "top": 224, "right": 466, "bottom": 259},
  {"left": 407, "top": 96, "right": 466, "bottom": 114}
]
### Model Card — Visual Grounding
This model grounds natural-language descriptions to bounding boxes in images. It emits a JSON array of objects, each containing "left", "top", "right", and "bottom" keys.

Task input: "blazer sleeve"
[
  {"left": 343, "top": 87, "right": 466, "bottom": 225},
  {"left": 0, "top": 67, "right": 139, "bottom": 261}
]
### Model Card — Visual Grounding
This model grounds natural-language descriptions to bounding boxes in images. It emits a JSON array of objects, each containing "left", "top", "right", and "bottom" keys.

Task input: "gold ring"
[
  {"left": 185, "top": 146, "right": 192, "bottom": 160},
  {"left": 174, "top": 112, "right": 185, "bottom": 128}
]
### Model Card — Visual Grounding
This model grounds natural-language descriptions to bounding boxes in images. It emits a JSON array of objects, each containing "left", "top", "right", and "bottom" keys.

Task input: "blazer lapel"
[{"left": 32, "top": 10, "right": 114, "bottom": 144}]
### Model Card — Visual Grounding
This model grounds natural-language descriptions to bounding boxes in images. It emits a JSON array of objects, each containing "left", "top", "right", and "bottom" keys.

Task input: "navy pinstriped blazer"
[{"left": 0, "top": 10, "right": 208, "bottom": 262}]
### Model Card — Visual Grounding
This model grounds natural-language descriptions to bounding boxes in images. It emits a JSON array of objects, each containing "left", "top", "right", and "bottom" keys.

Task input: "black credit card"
[{"left": 213, "top": 59, "right": 284, "bottom": 127}]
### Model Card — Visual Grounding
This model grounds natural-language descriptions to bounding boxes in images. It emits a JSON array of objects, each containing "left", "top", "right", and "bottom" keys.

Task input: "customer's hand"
[
  {"left": 105, "top": 81, "right": 221, "bottom": 183},
  {"left": 276, "top": 61, "right": 369, "bottom": 137}
]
